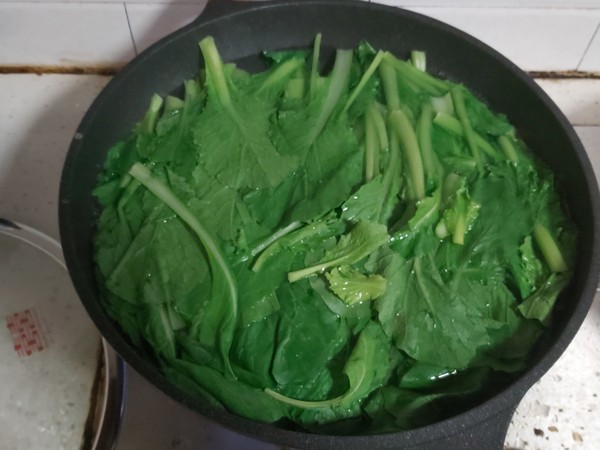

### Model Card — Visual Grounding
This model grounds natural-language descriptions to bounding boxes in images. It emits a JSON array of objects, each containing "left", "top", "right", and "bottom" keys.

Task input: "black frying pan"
[{"left": 59, "top": 1, "right": 600, "bottom": 448}]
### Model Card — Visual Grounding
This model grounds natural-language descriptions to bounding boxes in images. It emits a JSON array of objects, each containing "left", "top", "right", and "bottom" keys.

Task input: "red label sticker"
[{"left": 5, "top": 308, "right": 50, "bottom": 357}]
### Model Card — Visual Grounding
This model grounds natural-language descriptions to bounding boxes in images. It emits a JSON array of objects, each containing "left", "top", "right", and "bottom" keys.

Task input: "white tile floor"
[
  {"left": 403, "top": 6, "right": 600, "bottom": 71},
  {"left": 536, "top": 79, "right": 600, "bottom": 126},
  {"left": 371, "top": 0, "right": 600, "bottom": 7},
  {"left": 580, "top": 26, "right": 600, "bottom": 72},
  {"left": 0, "top": 74, "right": 110, "bottom": 240},
  {"left": 125, "top": 2, "right": 206, "bottom": 54},
  {"left": 1, "top": 1, "right": 600, "bottom": 71},
  {"left": 0, "top": 3, "right": 135, "bottom": 67}
]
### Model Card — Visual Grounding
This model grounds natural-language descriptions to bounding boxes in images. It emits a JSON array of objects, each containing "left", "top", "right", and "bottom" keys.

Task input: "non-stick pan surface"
[{"left": 59, "top": 1, "right": 600, "bottom": 448}]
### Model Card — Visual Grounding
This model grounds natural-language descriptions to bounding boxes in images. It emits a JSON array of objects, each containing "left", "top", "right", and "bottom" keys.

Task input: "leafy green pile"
[{"left": 93, "top": 36, "right": 576, "bottom": 433}]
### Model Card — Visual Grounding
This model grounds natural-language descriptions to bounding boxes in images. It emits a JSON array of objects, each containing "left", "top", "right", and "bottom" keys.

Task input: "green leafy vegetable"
[
  {"left": 436, "top": 178, "right": 481, "bottom": 245},
  {"left": 287, "top": 220, "right": 389, "bottom": 282},
  {"left": 518, "top": 273, "right": 569, "bottom": 324},
  {"left": 194, "top": 37, "right": 298, "bottom": 190},
  {"left": 326, "top": 266, "right": 387, "bottom": 305},
  {"left": 93, "top": 36, "right": 576, "bottom": 434},
  {"left": 265, "top": 321, "right": 395, "bottom": 414},
  {"left": 128, "top": 162, "right": 238, "bottom": 376},
  {"left": 390, "top": 109, "right": 426, "bottom": 200}
]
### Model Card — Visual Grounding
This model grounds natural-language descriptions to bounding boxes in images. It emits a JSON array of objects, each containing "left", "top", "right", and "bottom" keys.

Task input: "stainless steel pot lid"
[{"left": 0, "top": 219, "right": 124, "bottom": 450}]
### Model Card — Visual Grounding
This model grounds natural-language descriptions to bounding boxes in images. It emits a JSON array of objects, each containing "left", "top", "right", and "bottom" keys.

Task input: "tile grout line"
[
  {"left": 529, "top": 71, "right": 600, "bottom": 79},
  {"left": 576, "top": 18, "right": 600, "bottom": 70},
  {"left": 123, "top": 2, "right": 138, "bottom": 56}
]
